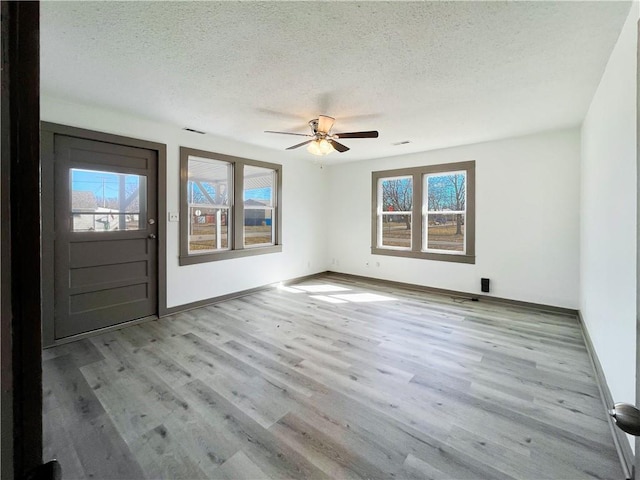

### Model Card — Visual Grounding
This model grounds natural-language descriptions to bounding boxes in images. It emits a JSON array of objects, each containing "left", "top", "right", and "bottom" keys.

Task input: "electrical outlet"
[{"left": 168, "top": 212, "right": 179, "bottom": 222}]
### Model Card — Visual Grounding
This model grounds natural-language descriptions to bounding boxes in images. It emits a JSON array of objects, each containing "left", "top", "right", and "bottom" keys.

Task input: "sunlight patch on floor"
[{"left": 279, "top": 283, "right": 395, "bottom": 303}]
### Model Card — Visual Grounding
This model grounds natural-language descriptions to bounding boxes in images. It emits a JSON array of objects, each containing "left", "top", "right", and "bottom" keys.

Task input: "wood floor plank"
[
  {"left": 288, "top": 388, "right": 516, "bottom": 480},
  {"left": 178, "top": 379, "right": 332, "bottom": 479},
  {"left": 397, "top": 453, "right": 450, "bottom": 480},
  {"left": 129, "top": 423, "right": 209, "bottom": 480},
  {"left": 213, "top": 450, "right": 270, "bottom": 480},
  {"left": 43, "top": 355, "right": 146, "bottom": 479},
  {"left": 269, "top": 411, "right": 392, "bottom": 479},
  {"left": 43, "top": 273, "right": 624, "bottom": 479},
  {"left": 219, "top": 339, "right": 331, "bottom": 397}
]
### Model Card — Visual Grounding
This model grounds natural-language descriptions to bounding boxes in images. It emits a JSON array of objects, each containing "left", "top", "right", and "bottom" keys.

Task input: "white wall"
[
  {"left": 41, "top": 96, "right": 329, "bottom": 308},
  {"left": 327, "top": 128, "right": 581, "bottom": 309},
  {"left": 580, "top": 2, "right": 638, "bottom": 443}
]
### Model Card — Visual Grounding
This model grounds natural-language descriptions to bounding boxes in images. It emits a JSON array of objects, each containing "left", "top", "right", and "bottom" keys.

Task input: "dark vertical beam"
[
  {"left": 0, "top": 3, "right": 14, "bottom": 475},
  {"left": 635, "top": 18, "right": 640, "bottom": 480},
  {"left": 1, "top": 1, "right": 43, "bottom": 479}
]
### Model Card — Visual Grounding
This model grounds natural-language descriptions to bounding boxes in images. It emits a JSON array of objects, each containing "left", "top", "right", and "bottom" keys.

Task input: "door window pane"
[
  {"left": 187, "top": 157, "right": 232, "bottom": 253},
  {"left": 70, "top": 168, "right": 146, "bottom": 232},
  {"left": 244, "top": 165, "right": 275, "bottom": 247}
]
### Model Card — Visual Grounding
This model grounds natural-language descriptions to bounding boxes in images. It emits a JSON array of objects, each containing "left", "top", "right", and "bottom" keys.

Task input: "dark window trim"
[
  {"left": 179, "top": 147, "right": 282, "bottom": 265},
  {"left": 371, "top": 160, "right": 475, "bottom": 264}
]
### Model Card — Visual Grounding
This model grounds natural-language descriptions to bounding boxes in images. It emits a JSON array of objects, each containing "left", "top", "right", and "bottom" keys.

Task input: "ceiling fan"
[{"left": 265, "top": 115, "right": 379, "bottom": 156}]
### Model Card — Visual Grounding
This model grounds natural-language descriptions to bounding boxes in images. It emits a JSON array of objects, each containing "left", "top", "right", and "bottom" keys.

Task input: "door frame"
[
  {"left": 635, "top": 17, "right": 640, "bottom": 480},
  {"left": 41, "top": 122, "right": 168, "bottom": 347},
  {"left": 1, "top": 2, "right": 42, "bottom": 478}
]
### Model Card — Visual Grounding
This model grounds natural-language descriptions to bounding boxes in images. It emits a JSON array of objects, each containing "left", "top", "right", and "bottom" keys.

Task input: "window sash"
[
  {"left": 423, "top": 171, "right": 467, "bottom": 255},
  {"left": 188, "top": 206, "right": 230, "bottom": 254},
  {"left": 377, "top": 175, "right": 414, "bottom": 249},
  {"left": 243, "top": 166, "right": 276, "bottom": 248},
  {"left": 378, "top": 212, "right": 412, "bottom": 250},
  {"left": 243, "top": 206, "right": 275, "bottom": 247},
  {"left": 423, "top": 213, "right": 466, "bottom": 255}
]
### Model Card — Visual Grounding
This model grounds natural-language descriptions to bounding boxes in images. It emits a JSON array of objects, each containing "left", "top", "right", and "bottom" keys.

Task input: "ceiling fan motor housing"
[{"left": 309, "top": 118, "right": 320, "bottom": 135}]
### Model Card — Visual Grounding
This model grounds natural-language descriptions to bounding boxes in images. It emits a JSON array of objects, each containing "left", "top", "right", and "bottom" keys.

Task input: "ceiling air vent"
[{"left": 183, "top": 127, "right": 205, "bottom": 134}]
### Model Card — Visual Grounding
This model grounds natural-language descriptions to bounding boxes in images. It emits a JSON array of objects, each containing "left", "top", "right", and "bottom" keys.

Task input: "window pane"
[
  {"left": 244, "top": 165, "right": 275, "bottom": 247},
  {"left": 426, "top": 172, "right": 465, "bottom": 212},
  {"left": 189, "top": 207, "right": 229, "bottom": 252},
  {"left": 70, "top": 168, "right": 146, "bottom": 232},
  {"left": 244, "top": 208, "right": 273, "bottom": 246},
  {"left": 381, "top": 214, "right": 412, "bottom": 248},
  {"left": 426, "top": 213, "right": 464, "bottom": 251},
  {"left": 244, "top": 165, "right": 274, "bottom": 206},
  {"left": 380, "top": 176, "right": 412, "bottom": 212},
  {"left": 188, "top": 157, "right": 231, "bottom": 206},
  {"left": 188, "top": 157, "right": 232, "bottom": 253}
]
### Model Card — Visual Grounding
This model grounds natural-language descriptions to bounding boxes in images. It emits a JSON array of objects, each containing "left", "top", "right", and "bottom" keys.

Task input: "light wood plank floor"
[{"left": 43, "top": 273, "right": 623, "bottom": 479}]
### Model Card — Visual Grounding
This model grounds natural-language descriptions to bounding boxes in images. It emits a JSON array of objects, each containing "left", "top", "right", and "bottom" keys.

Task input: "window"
[
  {"left": 180, "top": 147, "right": 282, "bottom": 265},
  {"left": 372, "top": 161, "right": 475, "bottom": 263}
]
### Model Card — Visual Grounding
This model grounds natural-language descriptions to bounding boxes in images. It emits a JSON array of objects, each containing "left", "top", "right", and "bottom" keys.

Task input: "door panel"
[{"left": 54, "top": 135, "right": 158, "bottom": 339}]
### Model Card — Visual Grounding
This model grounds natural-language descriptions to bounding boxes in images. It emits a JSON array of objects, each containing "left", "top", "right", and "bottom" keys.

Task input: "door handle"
[
  {"left": 609, "top": 403, "right": 640, "bottom": 436},
  {"left": 148, "top": 233, "right": 157, "bottom": 239}
]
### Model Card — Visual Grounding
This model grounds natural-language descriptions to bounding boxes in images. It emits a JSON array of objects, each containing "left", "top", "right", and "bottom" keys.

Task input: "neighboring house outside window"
[
  {"left": 372, "top": 160, "right": 475, "bottom": 264},
  {"left": 179, "top": 147, "right": 282, "bottom": 265}
]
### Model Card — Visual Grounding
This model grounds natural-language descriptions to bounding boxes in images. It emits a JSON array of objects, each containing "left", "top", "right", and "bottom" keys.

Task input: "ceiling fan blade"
[
  {"left": 265, "top": 130, "right": 313, "bottom": 137},
  {"left": 286, "top": 139, "right": 314, "bottom": 150},
  {"left": 317, "top": 115, "right": 335, "bottom": 133},
  {"left": 334, "top": 131, "right": 379, "bottom": 139},
  {"left": 329, "top": 139, "right": 350, "bottom": 153}
]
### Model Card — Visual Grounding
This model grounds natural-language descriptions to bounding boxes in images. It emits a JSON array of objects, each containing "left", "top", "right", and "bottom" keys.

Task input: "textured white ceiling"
[{"left": 41, "top": 1, "right": 632, "bottom": 163}]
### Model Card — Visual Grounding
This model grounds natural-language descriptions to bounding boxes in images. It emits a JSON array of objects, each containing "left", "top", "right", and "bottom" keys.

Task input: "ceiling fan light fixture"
[
  {"left": 266, "top": 115, "right": 378, "bottom": 155},
  {"left": 307, "top": 138, "right": 334, "bottom": 156}
]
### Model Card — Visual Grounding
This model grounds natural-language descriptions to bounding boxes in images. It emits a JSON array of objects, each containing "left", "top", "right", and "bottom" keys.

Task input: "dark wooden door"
[{"left": 54, "top": 135, "right": 158, "bottom": 339}]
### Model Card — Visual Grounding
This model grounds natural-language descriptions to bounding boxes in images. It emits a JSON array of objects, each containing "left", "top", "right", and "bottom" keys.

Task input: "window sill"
[
  {"left": 371, "top": 247, "right": 475, "bottom": 264},
  {"left": 179, "top": 244, "right": 282, "bottom": 266}
]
